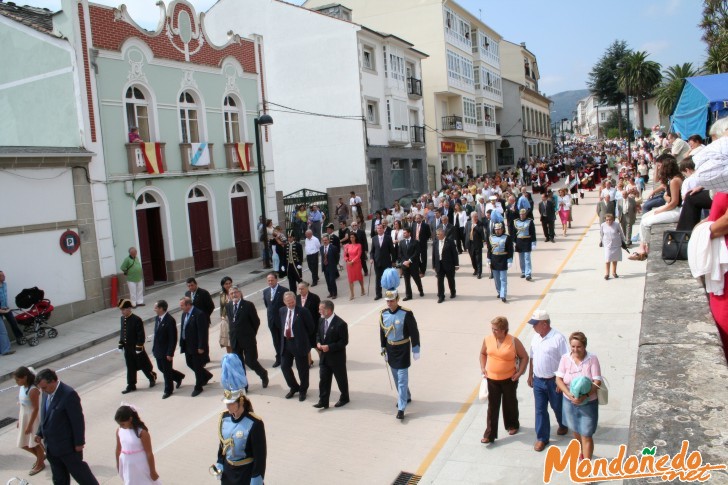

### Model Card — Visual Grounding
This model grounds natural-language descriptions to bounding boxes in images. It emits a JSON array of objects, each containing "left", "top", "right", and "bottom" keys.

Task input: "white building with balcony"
[
  {"left": 358, "top": 26, "right": 428, "bottom": 210},
  {"left": 499, "top": 40, "right": 552, "bottom": 162},
  {"left": 304, "top": 0, "right": 506, "bottom": 188}
]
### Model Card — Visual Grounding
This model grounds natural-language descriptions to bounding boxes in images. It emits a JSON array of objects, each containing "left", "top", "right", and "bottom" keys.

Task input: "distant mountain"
[{"left": 548, "top": 89, "right": 590, "bottom": 122}]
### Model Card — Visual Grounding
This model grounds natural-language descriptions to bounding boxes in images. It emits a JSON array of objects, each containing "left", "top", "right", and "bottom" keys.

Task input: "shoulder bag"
[
  {"left": 662, "top": 230, "right": 690, "bottom": 265},
  {"left": 595, "top": 376, "right": 609, "bottom": 406}
]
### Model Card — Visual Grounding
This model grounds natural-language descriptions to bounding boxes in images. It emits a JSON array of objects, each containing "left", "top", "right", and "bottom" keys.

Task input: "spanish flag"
[
  {"left": 141, "top": 142, "right": 164, "bottom": 174},
  {"left": 235, "top": 142, "right": 254, "bottom": 172}
]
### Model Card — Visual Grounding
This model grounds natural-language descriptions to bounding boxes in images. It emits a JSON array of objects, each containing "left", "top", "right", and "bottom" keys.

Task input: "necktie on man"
[
  {"left": 285, "top": 310, "right": 293, "bottom": 338},
  {"left": 324, "top": 247, "right": 328, "bottom": 265},
  {"left": 233, "top": 302, "right": 238, "bottom": 317},
  {"left": 324, "top": 318, "right": 330, "bottom": 337}
]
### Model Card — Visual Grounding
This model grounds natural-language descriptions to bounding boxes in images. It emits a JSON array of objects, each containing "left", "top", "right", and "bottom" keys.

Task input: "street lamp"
[{"left": 254, "top": 113, "right": 273, "bottom": 239}]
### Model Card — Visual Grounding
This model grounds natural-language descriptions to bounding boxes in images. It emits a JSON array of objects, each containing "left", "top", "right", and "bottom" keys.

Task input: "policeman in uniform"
[
  {"left": 378, "top": 269, "right": 420, "bottom": 420},
  {"left": 285, "top": 233, "right": 304, "bottom": 292},
  {"left": 118, "top": 299, "right": 156, "bottom": 394},
  {"left": 213, "top": 354, "right": 266, "bottom": 485},
  {"left": 514, "top": 209, "right": 537, "bottom": 281},
  {"left": 486, "top": 223, "right": 514, "bottom": 303}
]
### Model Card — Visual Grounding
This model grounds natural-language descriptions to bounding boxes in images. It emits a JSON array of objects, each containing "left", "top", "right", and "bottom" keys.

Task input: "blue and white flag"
[{"left": 190, "top": 142, "right": 210, "bottom": 166}]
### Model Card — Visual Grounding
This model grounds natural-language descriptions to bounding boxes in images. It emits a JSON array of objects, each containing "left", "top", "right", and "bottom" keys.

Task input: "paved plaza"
[{"left": 0, "top": 190, "right": 646, "bottom": 484}]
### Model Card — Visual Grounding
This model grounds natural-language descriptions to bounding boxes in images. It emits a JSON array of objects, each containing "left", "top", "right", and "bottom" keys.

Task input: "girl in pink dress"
[
  {"left": 344, "top": 232, "right": 365, "bottom": 300},
  {"left": 115, "top": 405, "right": 160, "bottom": 485}
]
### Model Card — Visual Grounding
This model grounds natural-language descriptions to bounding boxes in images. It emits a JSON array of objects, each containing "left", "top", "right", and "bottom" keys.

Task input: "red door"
[
  {"left": 136, "top": 208, "right": 167, "bottom": 285},
  {"left": 188, "top": 201, "right": 214, "bottom": 271},
  {"left": 231, "top": 196, "right": 253, "bottom": 261}
]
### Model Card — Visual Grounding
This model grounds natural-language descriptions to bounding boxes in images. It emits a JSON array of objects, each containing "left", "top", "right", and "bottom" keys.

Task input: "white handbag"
[
  {"left": 595, "top": 377, "right": 609, "bottom": 406},
  {"left": 478, "top": 375, "right": 488, "bottom": 402}
]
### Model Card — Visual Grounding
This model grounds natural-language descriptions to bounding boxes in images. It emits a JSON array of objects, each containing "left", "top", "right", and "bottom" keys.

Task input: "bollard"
[{"left": 110, "top": 275, "right": 118, "bottom": 308}]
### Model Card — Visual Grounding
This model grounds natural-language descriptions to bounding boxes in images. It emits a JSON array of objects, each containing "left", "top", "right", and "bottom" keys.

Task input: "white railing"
[{"left": 445, "top": 28, "right": 472, "bottom": 53}]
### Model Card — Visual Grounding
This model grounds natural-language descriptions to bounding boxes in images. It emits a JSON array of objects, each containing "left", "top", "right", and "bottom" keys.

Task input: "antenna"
[{"left": 479, "top": 9, "right": 482, "bottom": 21}]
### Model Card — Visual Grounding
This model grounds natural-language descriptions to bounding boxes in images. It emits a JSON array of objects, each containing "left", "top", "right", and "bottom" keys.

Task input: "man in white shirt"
[
  {"left": 304, "top": 230, "right": 321, "bottom": 287},
  {"left": 349, "top": 191, "right": 362, "bottom": 219},
  {"left": 527, "top": 309, "right": 569, "bottom": 452}
]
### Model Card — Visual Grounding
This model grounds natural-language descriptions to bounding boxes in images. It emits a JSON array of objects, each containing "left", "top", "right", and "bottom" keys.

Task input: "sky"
[{"left": 27, "top": 0, "right": 706, "bottom": 95}]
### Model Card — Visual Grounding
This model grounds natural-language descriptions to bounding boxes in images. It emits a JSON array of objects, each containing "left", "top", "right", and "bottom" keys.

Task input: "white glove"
[
  {"left": 486, "top": 259, "right": 491, "bottom": 266},
  {"left": 507, "top": 261, "right": 512, "bottom": 269},
  {"left": 280, "top": 266, "right": 285, "bottom": 272},
  {"left": 297, "top": 265, "right": 302, "bottom": 269},
  {"left": 413, "top": 352, "right": 420, "bottom": 361}
]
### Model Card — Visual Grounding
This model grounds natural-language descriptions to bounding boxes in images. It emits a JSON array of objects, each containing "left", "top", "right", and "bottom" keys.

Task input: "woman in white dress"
[
  {"left": 599, "top": 213, "right": 625, "bottom": 280},
  {"left": 13, "top": 366, "right": 45, "bottom": 475},
  {"left": 115, "top": 405, "right": 160, "bottom": 484}
]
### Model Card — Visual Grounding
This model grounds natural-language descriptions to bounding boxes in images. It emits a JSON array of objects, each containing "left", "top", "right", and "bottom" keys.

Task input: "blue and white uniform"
[
  {"left": 379, "top": 305, "right": 420, "bottom": 412},
  {"left": 216, "top": 410, "right": 266, "bottom": 485}
]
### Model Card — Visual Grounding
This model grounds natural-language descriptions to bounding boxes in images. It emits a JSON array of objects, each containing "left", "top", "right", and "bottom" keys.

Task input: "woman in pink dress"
[
  {"left": 344, "top": 232, "right": 365, "bottom": 300},
  {"left": 557, "top": 188, "right": 571, "bottom": 236},
  {"left": 115, "top": 405, "right": 160, "bottom": 485}
]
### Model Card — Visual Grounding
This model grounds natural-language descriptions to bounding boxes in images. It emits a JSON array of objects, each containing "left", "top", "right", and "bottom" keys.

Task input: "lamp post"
[
  {"left": 624, "top": 94, "right": 632, "bottom": 166},
  {"left": 254, "top": 113, "right": 274, "bottom": 236}
]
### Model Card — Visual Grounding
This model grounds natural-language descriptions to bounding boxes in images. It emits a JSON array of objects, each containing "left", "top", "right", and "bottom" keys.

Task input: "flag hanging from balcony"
[
  {"left": 141, "top": 142, "right": 164, "bottom": 174},
  {"left": 190, "top": 142, "right": 210, "bottom": 166},
  {"left": 235, "top": 142, "right": 254, "bottom": 172}
]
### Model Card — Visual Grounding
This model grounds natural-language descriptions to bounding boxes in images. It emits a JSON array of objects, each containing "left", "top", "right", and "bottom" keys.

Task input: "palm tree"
[
  {"left": 654, "top": 63, "right": 702, "bottom": 117},
  {"left": 617, "top": 51, "right": 662, "bottom": 134},
  {"left": 588, "top": 40, "right": 631, "bottom": 137},
  {"left": 705, "top": 43, "right": 728, "bottom": 73}
]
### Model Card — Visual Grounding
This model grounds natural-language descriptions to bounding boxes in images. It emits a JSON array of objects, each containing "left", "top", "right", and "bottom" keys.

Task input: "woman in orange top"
[{"left": 479, "top": 316, "right": 529, "bottom": 444}]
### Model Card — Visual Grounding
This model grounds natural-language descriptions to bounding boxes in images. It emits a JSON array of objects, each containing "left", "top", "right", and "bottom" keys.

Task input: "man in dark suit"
[
  {"left": 432, "top": 227, "right": 459, "bottom": 303},
  {"left": 321, "top": 234, "right": 340, "bottom": 299},
  {"left": 351, "top": 221, "right": 369, "bottom": 276},
  {"left": 263, "top": 272, "right": 288, "bottom": 368},
  {"left": 35, "top": 369, "right": 99, "bottom": 485},
  {"left": 118, "top": 299, "right": 156, "bottom": 394},
  {"left": 313, "top": 299, "right": 349, "bottom": 409},
  {"left": 464, "top": 212, "right": 486, "bottom": 279},
  {"left": 227, "top": 286, "right": 269, "bottom": 390},
  {"left": 297, "top": 281, "right": 321, "bottom": 368},
  {"left": 279, "top": 291, "right": 316, "bottom": 402},
  {"left": 179, "top": 296, "right": 212, "bottom": 396},
  {"left": 412, "top": 214, "right": 431, "bottom": 277},
  {"left": 370, "top": 211, "right": 382, "bottom": 238},
  {"left": 398, "top": 227, "right": 424, "bottom": 300},
  {"left": 440, "top": 215, "right": 455, "bottom": 241},
  {"left": 370, "top": 223, "right": 395, "bottom": 300},
  {"left": 538, "top": 193, "right": 556, "bottom": 242},
  {"left": 185, "top": 277, "right": 214, "bottom": 363},
  {"left": 152, "top": 299, "right": 185, "bottom": 399}
]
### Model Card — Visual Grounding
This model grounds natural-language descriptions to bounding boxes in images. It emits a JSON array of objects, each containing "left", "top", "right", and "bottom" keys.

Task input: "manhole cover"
[
  {"left": 393, "top": 472, "right": 421, "bottom": 485},
  {"left": 0, "top": 417, "right": 18, "bottom": 429}
]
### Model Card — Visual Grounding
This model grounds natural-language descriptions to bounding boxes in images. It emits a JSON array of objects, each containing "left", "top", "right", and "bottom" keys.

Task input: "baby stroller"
[{"left": 13, "top": 287, "right": 57, "bottom": 346}]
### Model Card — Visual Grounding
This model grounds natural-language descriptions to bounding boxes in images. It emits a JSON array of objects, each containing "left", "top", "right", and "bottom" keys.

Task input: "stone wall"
[{"left": 628, "top": 223, "right": 728, "bottom": 482}]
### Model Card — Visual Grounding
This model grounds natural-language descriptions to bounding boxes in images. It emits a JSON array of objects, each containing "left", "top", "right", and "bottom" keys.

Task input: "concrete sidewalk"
[
  {"left": 0, "top": 257, "right": 272, "bottom": 381},
  {"left": 420, "top": 210, "right": 645, "bottom": 484}
]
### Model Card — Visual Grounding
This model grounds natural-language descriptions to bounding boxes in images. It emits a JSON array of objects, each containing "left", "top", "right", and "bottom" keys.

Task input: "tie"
[
  {"left": 285, "top": 310, "right": 293, "bottom": 338},
  {"left": 233, "top": 302, "right": 238, "bottom": 317},
  {"left": 182, "top": 312, "right": 189, "bottom": 337},
  {"left": 155, "top": 316, "right": 160, "bottom": 332},
  {"left": 416, "top": 224, "right": 420, "bottom": 240},
  {"left": 45, "top": 394, "right": 52, "bottom": 412},
  {"left": 324, "top": 247, "right": 328, "bottom": 265},
  {"left": 324, "top": 318, "right": 330, "bottom": 337},
  {"left": 470, "top": 224, "right": 475, "bottom": 239}
]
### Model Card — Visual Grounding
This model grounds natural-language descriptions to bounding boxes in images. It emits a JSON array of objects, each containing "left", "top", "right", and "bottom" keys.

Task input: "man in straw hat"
[
  {"left": 379, "top": 269, "right": 420, "bottom": 420},
  {"left": 117, "top": 299, "right": 156, "bottom": 394},
  {"left": 213, "top": 354, "right": 266, "bottom": 484}
]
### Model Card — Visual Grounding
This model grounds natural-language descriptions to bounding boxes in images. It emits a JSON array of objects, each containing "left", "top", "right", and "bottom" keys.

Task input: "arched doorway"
[
  {"left": 135, "top": 192, "right": 167, "bottom": 285},
  {"left": 230, "top": 182, "right": 253, "bottom": 261},
  {"left": 187, "top": 186, "right": 214, "bottom": 271}
]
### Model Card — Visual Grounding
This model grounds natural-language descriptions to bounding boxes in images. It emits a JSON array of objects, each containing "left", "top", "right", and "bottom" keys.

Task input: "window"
[
  {"left": 362, "top": 46, "right": 375, "bottom": 70},
  {"left": 600, "top": 112, "right": 606, "bottom": 121},
  {"left": 446, "top": 49, "right": 474, "bottom": 87},
  {"left": 366, "top": 101, "right": 379, "bottom": 124},
  {"left": 444, "top": 7, "right": 471, "bottom": 47},
  {"left": 223, "top": 96, "right": 241, "bottom": 144},
  {"left": 386, "top": 100, "right": 392, "bottom": 130},
  {"left": 391, "top": 159, "right": 405, "bottom": 189},
  {"left": 388, "top": 51, "right": 405, "bottom": 81},
  {"left": 463, "top": 97, "right": 477, "bottom": 126},
  {"left": 125, "top": 86, "right": 151, "bottom": 141},
  {"left": 179, "top": 91, "right": 200, "bottom": 143}
]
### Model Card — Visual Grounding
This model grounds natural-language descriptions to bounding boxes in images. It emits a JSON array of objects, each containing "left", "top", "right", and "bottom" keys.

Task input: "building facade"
[
  {"left": 0, "top": 3, "right": 104, "bottom": 323},
  {"left": 499, "top": 40, "right": 552, "bottom": 161},
  {"left": 305, "top": 0, "right": 505, "bottom": 188}
]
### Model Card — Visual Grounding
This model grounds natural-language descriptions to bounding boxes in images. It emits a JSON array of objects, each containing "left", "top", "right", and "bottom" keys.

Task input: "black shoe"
[
  {"left": 526, "top": 276, "right": 532, "bottom": 281},
  {"left": 121, "top": 387, "right": 136, "bottom": 394},
  {"left": 262, "top": 375, "right": 269, "bottom": 389},
  {"left": 472, "top": 271, "right": 477, "bottom": 276},
  {"left": 544, "top": 238, "right": 550, "bottom": 242},
  {"left": 396, "top": 410, "right": 405, "bottom": 420},
  {"left": 272, "top": 360, "right": 281, "bottom": 368},
  {"left": 419, "top": 291, "right": 424, "bottom": 297},
  {"left": 477, "top": 274, "right": 482, "bottom": 279},
  {"left": 149, "top": 372, "right": 157, "bottom": 388},
  {"left": 162, "top": 393, "right": 172, "bottom": 399},
  {"left": 191, "top": 388, "right": 203, "bottom": 397},
  {"left": 403, "top": 296, "right": 412, "bottom": 301},
  {"left": 285, "top": 390, "right": 299, "bottom": 399},
  {"left": 450, "top": 293, "right": 456, "bottom": 299},
  {"left": 437, "top": 297, "right": 444, "bottom": 304},
  {"left": 489, "top": 275, "right": 494, "bottom": 279},
  {"left": 298, "top": 392, "right": 307, "bottom": 402},
  {"left": 334, "top": 399, "right": 350, "bottom": 408},
  {"left": 312, "top": 281, "right": 318, "bottom": 287},
  {"left": 521, "top": 274, "right": 526, "bottom": 278},
  {"left": 202, "top": 374, "right": 212, "bottom": 387},
  {"left": 313, "top": 402, "right": 329, "bottom": 409},
  {"left": 551, "top": 239, "right": 556, "bottom": 243},
  {"left": 374, "top": 295, "right": 382, "bottom": 301},
  {"left": 501, "top": 297, "right": 507, "bottom": 303},
  {"left": 175, "top": 376, "right": 184, "bottom": 389}
]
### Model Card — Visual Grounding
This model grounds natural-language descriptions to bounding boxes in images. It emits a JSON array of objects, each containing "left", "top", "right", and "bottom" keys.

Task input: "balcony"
[
  {"left": 407, "top": 77, "right": 422, "bottom": 98},
  {"left": 410, "top": 126, "right": 425, "bottom": 146},
  {"left": 388, "top": 125, "right": 409, "bottom": 145},
  {"left": 224, "top": 143, "right": 255, "bottom": 171},
  {"left": 445, "top": 27, "right": 472, "bottom": 53},
  {"left": 477, "top": 119, "right": 497, "bottom": 136},
  {"left": 125, "top": 142, "right": 167, "bottom": 175},
  {"left": 180, "top": 143, "right": 214, "bottom": 172},
  {"left": 442, "top": 115, "right": 463, "bottom": 131}
]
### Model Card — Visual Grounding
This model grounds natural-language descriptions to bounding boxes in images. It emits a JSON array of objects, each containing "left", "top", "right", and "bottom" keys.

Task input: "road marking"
[{"left": 415, "top": 213, "right": 598, "bottom": 477}]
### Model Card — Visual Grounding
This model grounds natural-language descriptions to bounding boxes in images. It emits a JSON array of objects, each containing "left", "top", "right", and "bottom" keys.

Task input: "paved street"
[{"left": 0, "top": 190, "right": 645, "bottom": 484}]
